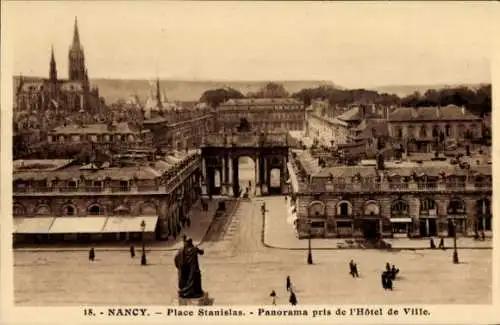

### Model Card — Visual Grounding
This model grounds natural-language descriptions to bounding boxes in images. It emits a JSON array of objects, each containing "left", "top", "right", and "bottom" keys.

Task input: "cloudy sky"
[{"left": 4, "top": 1, "right": 493, "bottom": 88}]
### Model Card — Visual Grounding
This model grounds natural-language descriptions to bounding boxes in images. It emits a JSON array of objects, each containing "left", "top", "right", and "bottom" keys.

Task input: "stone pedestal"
[
  {"left": 176, "top": 292, "right": 214, "bottom": 306},
  {"left": 227, "top": 185, "right": 234, "bottom": 197}
]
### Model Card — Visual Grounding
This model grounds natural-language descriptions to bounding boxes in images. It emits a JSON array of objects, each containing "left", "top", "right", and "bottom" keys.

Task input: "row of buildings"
[
  {"left": 306, "top": 100, "right": 485, "bottom": 160},
  {"left": 286, "top": 150, "right": 492, "bottom": 239},
  {"left": 13, "top": 151, "right": 202, "bottom": 244}
]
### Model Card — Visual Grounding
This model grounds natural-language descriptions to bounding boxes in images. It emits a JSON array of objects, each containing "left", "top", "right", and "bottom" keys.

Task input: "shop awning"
[
  {"left": 390, "top": 217, "right": 412, "bottom": 223},
  {"left": 48, "top": 217, "right": 108, "bottom": 234},
  {"left": 13, "top": 217, "right": 55, "bottom": 234},
  {"left": 102, "top": 216, "right": 158, "bottom": 233}
]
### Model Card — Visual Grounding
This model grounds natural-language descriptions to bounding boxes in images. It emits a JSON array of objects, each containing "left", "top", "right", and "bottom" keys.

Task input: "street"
[{"left": 14, "top": 197, "right": 491, "bottom": 306}]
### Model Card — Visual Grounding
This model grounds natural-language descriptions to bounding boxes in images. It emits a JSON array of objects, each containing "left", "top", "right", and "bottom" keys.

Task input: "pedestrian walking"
[
  {"left": 481, "top": 230, "right": 485, "bottom": 241},
  {"left": 385, "top": 262, "right": 391, "bottom": 272},
  {"left": 438, "top": 237, "right": 445, "bottom": 250},
  {"left": 390, "top": 265, "right": 399, "bottom": 280},
  {"left": 269, "top": 290, "right": 277, "bottom": 305},
  {"left": 381, "top": 271, "right": 387, "bottom": 289},
  {"left": 289, "top": 290, "right": 298, "bottom": 306},
  {"left": 349, "top": 260, "right": 359, "bottom": 278},
  {"left": 286, "top": 275, "right": 292, "bottom": 291},
  {"left": 386, "top": 275, "right": 393, "bottom": 290},
  {"left": 430, "top": 238, "right": 436, "bottom": 249},
  {"left": 88, "top": 247, "right": 95, "bottom": 262},
  {"left": 130, "top": 245, "right": 135, "bottom": 258}
]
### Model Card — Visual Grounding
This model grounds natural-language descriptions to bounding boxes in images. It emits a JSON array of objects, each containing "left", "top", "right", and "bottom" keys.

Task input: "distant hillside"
[
  {"left": 372, "top": 83, "right": 488, "bottom": 98},
  {"left": 12, "top": 76, "right": 340, "bottom": 103},
  {"left": 91, "top": 79, "right": 341, "bottom": 103}
]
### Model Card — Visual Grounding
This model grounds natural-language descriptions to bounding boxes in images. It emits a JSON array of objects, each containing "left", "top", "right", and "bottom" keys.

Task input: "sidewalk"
[
  {"left": 14, "top": 197, "right": 229, "bottom": 253},
  {"left": 262, "top": 196, "right": 493, "bottom": 250}
]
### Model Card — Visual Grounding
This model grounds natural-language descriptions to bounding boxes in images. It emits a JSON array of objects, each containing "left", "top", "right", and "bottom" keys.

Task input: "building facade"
[
  {"left": 47, "top": 122, "right": 153, "bottom": 152},
  {"left": 287, "top": 150, "right": 492, "bottom": 239},
  {"left": 12, "top": 152, "right": 202, "bottom": 244},
  {"left": 387, "top": 105, "right": 483, "bottom": 153},
  {"left": 15, "top": 18, "right": 101, "bottom": 115},
  {"left": 305, "top": 101, "right": 350, "bottom": 147},
  {"left": 217, "top": 98, "right": 305, "bottom": 132}
]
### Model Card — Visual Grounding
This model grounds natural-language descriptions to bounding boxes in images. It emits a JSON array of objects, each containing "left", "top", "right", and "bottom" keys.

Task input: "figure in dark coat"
[
  {"left": 349, "top": 260, "right": 359, "bottom": 278},
  {"left": 385, "top": 262, "right": 391, "bottom": 272},
  {"left": 174, "top": 238, "right": 205, "bottom": 299},
  {"left": 390, "top": 265, "right": 399, "bottom": 280},
  {"left": 130, "top": 245, "right": 135, "bottom": 258},
  {"left": 88, "top": 247, "right": 95, "bottom": 262},
  {"left": 430, "top": 238, "right": 436, "bottom": 249},
  {"left": 270, "top": 290, "right": 277, "bottom": 305},
  {"left": 286, "top": 275, "right": 292, "bottom": 291},
  {"left": 381, "top": 271, "right": 387, "bottom": 289},
  {"left": 289, "top": 290, "right": 298, "bottom": 305},
  {"left": 438, "top": 237, "right": 445, "bottom": 250}
]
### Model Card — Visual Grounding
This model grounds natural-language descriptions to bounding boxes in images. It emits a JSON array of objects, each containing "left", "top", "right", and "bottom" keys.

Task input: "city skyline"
[{"left": 6, "top": 2, "right": 492, "bottom": 89}]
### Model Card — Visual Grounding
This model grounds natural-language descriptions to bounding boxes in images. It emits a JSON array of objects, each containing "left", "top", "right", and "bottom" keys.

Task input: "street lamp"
[
  {"left": 307, "top": 219, "right": 313, "bottom": 265},
  {"left": 140, "top": 219, "right": 147, "bottom": 266},
  {"left": 452, "top": 219, "right": 459, "bottom": 264}
]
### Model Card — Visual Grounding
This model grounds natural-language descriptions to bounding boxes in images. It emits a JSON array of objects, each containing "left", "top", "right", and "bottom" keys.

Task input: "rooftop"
[
  {"left": 221, "top": 98, "right": 302, "bottom": 106},
  {"left": 388, "top": 105, "right": 481, "bottom": 122},
  {"left": 51, "top": 122, "right": 145, "bottom": 135}
]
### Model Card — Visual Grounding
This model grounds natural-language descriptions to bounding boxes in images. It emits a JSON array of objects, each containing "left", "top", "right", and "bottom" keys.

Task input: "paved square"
[{"left": 14, "top": 198, "right": 492, "bottom": 305}]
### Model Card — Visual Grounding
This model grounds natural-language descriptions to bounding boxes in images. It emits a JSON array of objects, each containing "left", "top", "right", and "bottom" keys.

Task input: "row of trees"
[{"left": 198, "top": 82, "right": 492, "bottom": 117}]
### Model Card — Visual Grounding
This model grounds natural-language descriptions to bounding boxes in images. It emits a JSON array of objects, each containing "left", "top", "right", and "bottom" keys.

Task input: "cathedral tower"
[{"left": 68, "top": 17, "right": 86, "bottom": 81}]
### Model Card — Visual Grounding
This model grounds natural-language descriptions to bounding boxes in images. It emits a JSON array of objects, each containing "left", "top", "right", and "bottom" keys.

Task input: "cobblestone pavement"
[
  {"left": 14, "top": 196, "right": 492, "bottom": 306},
  {"left": 263, "top": 196, "right": 492, "bottom": 250}
]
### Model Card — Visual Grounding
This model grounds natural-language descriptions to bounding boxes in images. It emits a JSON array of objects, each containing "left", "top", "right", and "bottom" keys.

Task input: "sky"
[{"left": 4, "top": 1, "right": 493, "bottom": 89}]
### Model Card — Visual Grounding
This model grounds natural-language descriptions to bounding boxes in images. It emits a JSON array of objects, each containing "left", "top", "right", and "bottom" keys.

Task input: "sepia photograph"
[{"left": 1, "top": 1, "right": 497, "bottom": 323}]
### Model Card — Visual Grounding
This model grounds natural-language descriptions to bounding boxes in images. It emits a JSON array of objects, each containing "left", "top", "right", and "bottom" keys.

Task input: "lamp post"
[
  {"left": 452, "top": 219, "right": 459, "bottom": 264},
  {"left": 140, "top": 219, "right": 147, "bottom": 265},
  {"left": 307, "top": 219, "right": 313, "bottom": 265}
]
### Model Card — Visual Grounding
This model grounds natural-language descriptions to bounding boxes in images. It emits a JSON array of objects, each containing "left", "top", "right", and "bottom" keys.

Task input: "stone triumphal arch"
[{"left": 201, "top": 131, "right": 290, "bottom": 197}]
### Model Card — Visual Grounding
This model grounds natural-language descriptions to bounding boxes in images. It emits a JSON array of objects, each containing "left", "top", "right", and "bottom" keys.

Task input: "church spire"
[
  {"left": 156, "top": 77, "right": 163, "bottom": 110},
  {"left": 72, "top": 16, "right": 81, "bottom": 48},
  {"left": 68, "top": 16, "right": 86, "bottom": 81},
  {"left": 50, "top": 45, "right": 57, "bottom": 82}
]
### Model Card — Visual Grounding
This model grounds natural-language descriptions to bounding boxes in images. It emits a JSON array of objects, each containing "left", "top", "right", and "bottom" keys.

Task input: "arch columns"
[
  {"left": 255, "top": 155, "right": 261, "bottom": 196},
  {"left": 220, "top": 156, "right": 227, "bottom": 195},
  {"left": 201, "top": 157, "right": 207, "bottom": 195},
  {"left": 227, "top": 155, "right": 234, "bottom": 196}
]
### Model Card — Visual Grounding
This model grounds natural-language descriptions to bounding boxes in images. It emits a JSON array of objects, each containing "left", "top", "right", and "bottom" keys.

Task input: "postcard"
[{"left": 1, "top": 1, "right": 498, "bottom": 324}]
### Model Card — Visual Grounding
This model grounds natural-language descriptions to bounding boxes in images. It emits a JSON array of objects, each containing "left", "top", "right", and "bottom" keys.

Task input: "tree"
[
  {"left": 251, "top": 82, "right": 289, "bottom": 98},
  {"left": 199, "top": 87, "right": 245, "bottom": 108}
]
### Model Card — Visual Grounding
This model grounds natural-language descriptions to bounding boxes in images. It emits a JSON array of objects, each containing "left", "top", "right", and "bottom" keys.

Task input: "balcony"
[{"left": 304, "top": 181, "right": 492, "bottom": 195}]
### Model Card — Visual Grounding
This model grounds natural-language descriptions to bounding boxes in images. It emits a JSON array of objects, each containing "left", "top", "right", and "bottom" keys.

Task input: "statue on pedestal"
[{"left": 174, "top": 238, "right": 205, "bottom": 299}]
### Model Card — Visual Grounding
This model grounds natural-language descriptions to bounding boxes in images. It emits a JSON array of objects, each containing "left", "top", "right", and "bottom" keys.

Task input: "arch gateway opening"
[{"left": 201, "top": 132, "right": 289, "bottom": 197}]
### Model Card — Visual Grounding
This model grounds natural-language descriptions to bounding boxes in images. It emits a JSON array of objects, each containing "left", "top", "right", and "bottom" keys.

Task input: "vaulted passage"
[{"left": 201, "top": 132, "right": 290, "bottom": 197}]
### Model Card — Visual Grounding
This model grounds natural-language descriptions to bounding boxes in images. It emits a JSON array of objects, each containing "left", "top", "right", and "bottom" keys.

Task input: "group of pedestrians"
[
  {"left": 429, "top": 237, "right": 446, "bottom": 249},
  {"left": 381, "top": 262, "right": 400, "bottom": 290},
  {"left": 88, "top": 244, "right": 146, "bottom": 262},
  {"left": 270, "top": 275, "right": 298, "bottom": 306}
]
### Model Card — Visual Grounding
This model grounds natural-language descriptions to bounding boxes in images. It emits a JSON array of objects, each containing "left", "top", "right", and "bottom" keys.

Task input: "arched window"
[
  {"left": 364, "top": 201, "right": 380, "bottom": 216},
  {"left": 13, "top": 204, "right": 26, "bottom": 216},
  {"left": 432, "top": 125, "right": 439, "bottom": 138},
  {"left": 88, "top": 204, "right": 103, "bottom": 216},
  {"left": 36, "top": 205, "right": 51, "bottom": 215},
  {"left": 308, "top": 201, "right": 325, "bottom": 217},
  {"left": 140, "top": 202, "right": 158, "bottom": 215},
  {"left": 337, "top": 201, "right": 352, "bottom": 217},
  {"left": 63, "top": 205, "right": 76, "bottom": 216},
  {"left": 391, "top": 200, "right": 409, "bottom": 216},
  {"left": 447, "top": 198, "right": 465, "bottom": 214},
  {"left": 420, "top": 198, "right": 436, "bottom": 211},
  {"left": 445, "top": 124, "right": 451, "bottom": 137}
]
